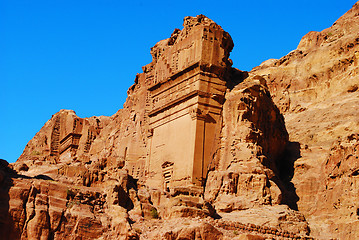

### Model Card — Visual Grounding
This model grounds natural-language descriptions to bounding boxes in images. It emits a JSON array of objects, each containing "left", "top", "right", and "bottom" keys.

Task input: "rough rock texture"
[
  {"left": 253, "top": 1, "right": 359, "bottom": 114},
  {"left": 5, "top": 14, "right": 307, "bottom": 239},
  {"left": 251, "top": 2, "right": 359, "bottom": 239},
  {"left": 3, "top": 2, "right": 359, "bottom": 239},
  {"left": 1, "top": 159, "right": 139, "bottom": 240},
  {"left": 17, "top": 110, "right": 111, "bottom": 165},
  {"left": 205, "top": 75, "right": 289, "bottom": 210}
]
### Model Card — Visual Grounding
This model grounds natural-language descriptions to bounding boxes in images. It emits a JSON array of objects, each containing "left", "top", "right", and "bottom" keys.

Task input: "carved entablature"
[{"left": 150, "top": 85, "right": 196, "bottom": 113}]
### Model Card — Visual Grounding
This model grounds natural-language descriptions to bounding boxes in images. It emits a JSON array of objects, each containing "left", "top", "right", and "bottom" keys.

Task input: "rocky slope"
[{"left": 1, "top": 2, "right": 359, "bottom": 240}]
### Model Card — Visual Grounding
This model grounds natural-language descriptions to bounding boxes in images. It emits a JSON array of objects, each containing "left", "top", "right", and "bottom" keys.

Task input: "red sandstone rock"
[
  {"left": 174, "top": 222, "right": 223, "bottom": 240},
  {"left": 3, "top": 2, "right": 359, "bottom": 238},
  {"left": 251, "top": 2, "right": 359, "bottom": 239},
  {"left": 205, "top": 75, "right": 288, "bottom": 212}
]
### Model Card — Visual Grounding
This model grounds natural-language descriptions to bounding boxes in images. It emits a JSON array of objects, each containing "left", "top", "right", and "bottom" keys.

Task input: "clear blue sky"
[{"left": 1, "top": 0, "right": 357, "bottom": 163}]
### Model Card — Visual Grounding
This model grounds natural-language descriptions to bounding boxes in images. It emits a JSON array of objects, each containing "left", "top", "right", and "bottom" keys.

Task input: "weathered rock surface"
[
  {"left": 253, "top": 1, "right": 359, "bottom": 114},
  {"left": 205, "top": 75, "right": 288, "bottom": 211},
  {"left": 251, "top": 2, "right": 359, "bottom": 239},
  {"left": 1, "top": 159, "right": 139, "bottom": 240},
  {"left": 3, "top": 2, "right": 359, "bottom": 239}
]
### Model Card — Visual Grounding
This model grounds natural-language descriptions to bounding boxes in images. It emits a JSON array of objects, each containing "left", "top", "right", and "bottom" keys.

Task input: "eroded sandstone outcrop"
[
  {"left": 252, "top": 1, "right": 359, "bottom": 114},
  {"left": 1, "top": 159, "right": 140, "bottom": 240},
  {"left": 251, "top": 2, "right": 359, "bottom": 239},
  {"left": 16, "top": 110, "right": 111, "bottom": 171},
  {"left": 4, "top": 2, "right": 359, "bottom": 238},
  {"left": 205, "top": 75, "right": 288, "bottom": 210}
]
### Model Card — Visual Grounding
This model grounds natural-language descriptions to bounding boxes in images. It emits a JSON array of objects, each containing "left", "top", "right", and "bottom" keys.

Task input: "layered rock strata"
[{"left": 3, "top": 2, "right": 359, "bottom": 238}]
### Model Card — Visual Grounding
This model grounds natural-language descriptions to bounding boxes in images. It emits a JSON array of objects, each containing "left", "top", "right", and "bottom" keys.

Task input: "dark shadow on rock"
[
  {"left": 205, "top": 201, "right": 222, "bottom": 219},
  {"left": 0, "top": 159, "right": 15, "bottom": 239},
  {"left": 0, "top": 159, "right": 57, "bottom": 238},
  {"left": 116, "top": 174, "right": 138, "bottom": 211},
  {"left": 204, "top": 114, "right": 217, "bottom": 124},
  {"left": 278, "top": 142, "right": 301, "bottom": 210},
  {"left": 226, "top": 68, "right": 248, "bottom": 90},
  {"left": 127, "top": 175, "right": 138, "bottom": 191},
  {"left": 34, "top": 174, "right": 54, "bottom": 181},
  {"left": 117, "top": 185, "right": 134, "bottom": 211}
]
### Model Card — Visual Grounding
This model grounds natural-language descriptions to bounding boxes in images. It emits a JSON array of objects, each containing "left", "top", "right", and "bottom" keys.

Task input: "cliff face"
[
  {"left": 253, "top": 1, "right": 359, "bottom": 114},
  {"left": 205, "top": 76, "right": 289, "bottom": 210},
  {"left": 2, "top": 2, "right": 359, "bottom": 239},
  {"left": 252, "top": 2, "right": 359, "bottom": 239}
]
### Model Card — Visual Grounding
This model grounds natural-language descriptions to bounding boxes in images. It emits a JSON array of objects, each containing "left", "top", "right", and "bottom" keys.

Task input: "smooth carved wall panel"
[{"left": 148, "top": 114, "right": 196, "bottom": 188}]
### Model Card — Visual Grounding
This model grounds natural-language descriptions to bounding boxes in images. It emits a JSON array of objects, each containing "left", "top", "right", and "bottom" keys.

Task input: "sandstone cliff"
[
  {"left": 2, "top": 2, "right": 359, "bottom": 239},
  {"left": 252, "top": 2, "right": 359, "bottom": 239}
]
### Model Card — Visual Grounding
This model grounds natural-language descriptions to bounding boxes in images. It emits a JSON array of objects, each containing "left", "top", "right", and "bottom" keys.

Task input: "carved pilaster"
[{"left": 189, "top": 107, "right": 208, "bottom": 121}]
